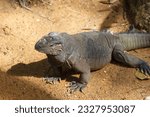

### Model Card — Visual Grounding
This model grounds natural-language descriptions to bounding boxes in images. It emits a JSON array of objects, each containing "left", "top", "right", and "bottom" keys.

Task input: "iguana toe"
[
  {"left": 68, "top": 81, "right": 87, "bottom": 93},
  {"left": 138, "top": 62, "right": 150, "bottom": 76},
  {"left": 43, "top": 77, "right": 61, "bottom": 84}
]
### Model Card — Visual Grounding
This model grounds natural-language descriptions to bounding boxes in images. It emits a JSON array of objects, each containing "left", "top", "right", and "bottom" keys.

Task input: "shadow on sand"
[{"left": 0, "top": 70, "right": 59, "bottom": 100}]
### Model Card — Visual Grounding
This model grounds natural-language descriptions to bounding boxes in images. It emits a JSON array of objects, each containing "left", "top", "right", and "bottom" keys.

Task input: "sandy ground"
[{"left": 0, "top": 0, "right": 150, "bottom": 100}]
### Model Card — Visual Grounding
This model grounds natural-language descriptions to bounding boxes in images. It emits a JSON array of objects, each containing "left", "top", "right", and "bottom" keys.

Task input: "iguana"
[{"left": 35, "top": 31, "right": 150, "bottom": 92}]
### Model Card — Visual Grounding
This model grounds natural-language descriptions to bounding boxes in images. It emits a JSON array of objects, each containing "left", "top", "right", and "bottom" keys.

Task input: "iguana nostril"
[
  {"left": 35, "top": 42, "right": 40, "bottom": 50},
  {"left": 35, "top": 40, "right": 43, "bottom": 50}
]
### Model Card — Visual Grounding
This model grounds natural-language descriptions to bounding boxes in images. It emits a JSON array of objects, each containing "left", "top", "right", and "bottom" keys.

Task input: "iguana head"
[{"left": 35, "top": 32, "right": 64, "bottom": 55}]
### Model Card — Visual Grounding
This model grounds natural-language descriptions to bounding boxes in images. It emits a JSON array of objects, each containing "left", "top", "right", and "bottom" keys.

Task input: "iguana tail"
[{"left": 118, "top": 33, "right": 150, "bottom": 51}]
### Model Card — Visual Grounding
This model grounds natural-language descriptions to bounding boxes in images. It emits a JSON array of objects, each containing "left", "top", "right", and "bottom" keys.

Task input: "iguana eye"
[{"left": 46, "top": 37, "right": 53, "bottom": 42}]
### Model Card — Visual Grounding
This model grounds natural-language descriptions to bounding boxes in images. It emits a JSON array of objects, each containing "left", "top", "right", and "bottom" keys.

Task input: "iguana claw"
[
  {"left": 138, "top": 62, "right": 150, "bottom": 76},
  {"left": 43, "top": 77, "right": 61, "bottom": 84},
  {"left": 68, "top": 81, "right": 87, "bottom": 93}
]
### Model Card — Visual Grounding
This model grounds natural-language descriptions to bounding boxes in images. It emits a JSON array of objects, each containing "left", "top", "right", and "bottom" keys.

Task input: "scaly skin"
[{"left": 35, "top": 31, "right": 150, "bottom": 93}]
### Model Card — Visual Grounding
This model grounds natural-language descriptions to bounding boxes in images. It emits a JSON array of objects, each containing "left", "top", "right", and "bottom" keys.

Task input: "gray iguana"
[{"left": 35, "top": 31, "right": 150, "bottom": 92}]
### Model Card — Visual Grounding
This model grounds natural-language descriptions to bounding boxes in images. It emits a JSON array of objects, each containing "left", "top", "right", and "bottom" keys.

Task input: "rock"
[
  {"left": 2, "top": 26, "right": 11, "bottom": 35},
  {"left": 144, "top": 96, "right": 150, "bottom": 100},
  {"left": 135, "top": 70, "right": 150, "bottom": 80}
]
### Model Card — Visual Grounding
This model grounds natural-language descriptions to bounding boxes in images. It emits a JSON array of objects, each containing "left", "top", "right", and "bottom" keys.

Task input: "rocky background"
[{"left": 122, "top": 0, "right": 150, "bottom": 31}]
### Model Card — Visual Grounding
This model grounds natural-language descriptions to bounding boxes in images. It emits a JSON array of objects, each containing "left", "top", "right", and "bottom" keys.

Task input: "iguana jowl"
[{"left": 35, "top": 31, "right": 150, "bottom": 92}]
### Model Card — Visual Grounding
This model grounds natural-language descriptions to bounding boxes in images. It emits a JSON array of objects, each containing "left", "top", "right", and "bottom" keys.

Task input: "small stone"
[
  {"left": 3, "top": 52, "right": 7, "bottom": 55},
  {"left": 135, "top": 70, "right": 150, "bottom": 80},
  {"left": 144, "top": 96, "right": 150, "bottom": 100},
  {"left": 2, "top": 26, "right": 11, "bottom": 35},
  {"left": 36, "top": 19, "right": 40, "bottom": 22}
]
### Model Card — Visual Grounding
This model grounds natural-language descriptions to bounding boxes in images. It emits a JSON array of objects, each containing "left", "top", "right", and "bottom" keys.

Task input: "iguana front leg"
[
  {"left": 68, "top": 56, "right": 91, "bottom": 93},
  {"left": 69, "top": 71, "right": 90, "bottom": 93},
  {"left": 112, "top": 45, "right": 150, "bottom": 76},
  {"left": 44, "top": 66, "right": 62, "bottom": 84}
]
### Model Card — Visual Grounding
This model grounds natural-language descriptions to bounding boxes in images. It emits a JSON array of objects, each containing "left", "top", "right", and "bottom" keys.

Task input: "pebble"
[
  {"left": 36, "top": 19, "right": 40, "bottom": 22},
  {"left": 2, "top": 26, "right": 11, "bottom": 35},
  {"left": 144, "top": 96, "right": 150, "bottom": 100}
]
